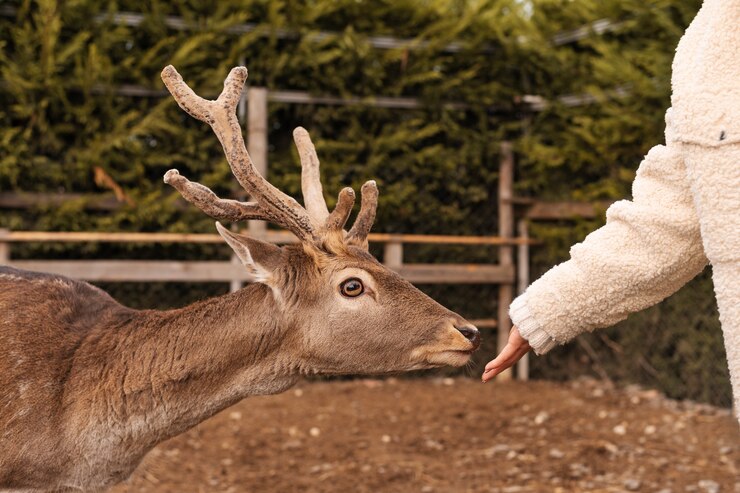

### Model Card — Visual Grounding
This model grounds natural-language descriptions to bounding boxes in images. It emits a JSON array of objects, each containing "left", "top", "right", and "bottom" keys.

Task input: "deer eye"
[{"left": 340, "top": 278, "right": 364, "bottom": 298}]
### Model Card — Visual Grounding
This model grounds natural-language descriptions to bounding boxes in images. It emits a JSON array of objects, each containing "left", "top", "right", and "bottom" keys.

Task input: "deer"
[{"left": 0, "top": 65, "right": 481, "bottom": 493}]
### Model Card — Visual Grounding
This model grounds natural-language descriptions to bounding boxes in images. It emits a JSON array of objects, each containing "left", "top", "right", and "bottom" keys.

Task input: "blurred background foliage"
[{"left": 1, "top": 0, "right": 730, "bottom": 406}]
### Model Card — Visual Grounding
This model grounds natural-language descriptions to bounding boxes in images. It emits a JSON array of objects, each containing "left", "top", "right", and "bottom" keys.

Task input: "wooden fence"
[
  {"left": 0, "top": 227, "right": 533, "bottom": 378},
  {"left": 0, "top": 229, "right": 527, "bottom": 287},
  {"left": 0, "top": 85, "right": 537, "bottom": 380}
]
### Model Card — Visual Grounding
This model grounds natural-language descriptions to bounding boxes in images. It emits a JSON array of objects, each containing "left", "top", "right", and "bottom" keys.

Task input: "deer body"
[
  {"left": 0, "top": 267, "right": 297, "bottom": 491},
  {"left": 0, "top": 65, "right": 480, "bottom": 491}
]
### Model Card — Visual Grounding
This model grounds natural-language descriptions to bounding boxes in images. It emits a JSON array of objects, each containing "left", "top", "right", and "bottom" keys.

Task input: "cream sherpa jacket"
[{"left": 512, "top": 0, "right": 740, "bottom": 412}]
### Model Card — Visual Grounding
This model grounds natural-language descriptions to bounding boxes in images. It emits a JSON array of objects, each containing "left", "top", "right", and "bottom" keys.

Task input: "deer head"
[{"left": 161, "top": 65, "right": 480, "bottom": 375}]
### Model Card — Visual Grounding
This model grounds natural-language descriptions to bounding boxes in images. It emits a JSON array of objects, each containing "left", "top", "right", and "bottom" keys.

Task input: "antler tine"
[
  {"left": 293, "top": 127, "right": 330, "bottom": 224},
  {"left": 325, "top": 187, "right": 355, "bottom": 231},
  {"left": 164, "top": 169, "right": 262, "bottom": 223},
  {"left": 160, "top": 65, "right": 217, "bottom": 124},
  {"left": 294, "top": 127, "right": 359, "bottom": 233},
  {"left": 161, "top": 66, "right": 317, "bottom": 241},
  {"left": 347, "top": 180, "right": 379, "bottom": 245}
]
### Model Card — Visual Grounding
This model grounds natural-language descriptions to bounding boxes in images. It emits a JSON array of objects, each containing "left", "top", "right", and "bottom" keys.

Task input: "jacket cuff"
[{"left": 509, "top": 295, "right": 558, "bottom": 355}]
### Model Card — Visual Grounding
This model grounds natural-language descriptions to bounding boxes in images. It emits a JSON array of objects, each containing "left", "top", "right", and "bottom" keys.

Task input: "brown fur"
[
  {"left": 0, "top": 64, "right": 479, "bottom": 492},
  {"left": 0, "top": 242, "right": 478, "bottom": 492}
]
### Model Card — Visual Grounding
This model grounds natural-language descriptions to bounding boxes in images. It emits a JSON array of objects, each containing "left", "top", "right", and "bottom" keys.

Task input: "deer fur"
[{"left": 0, "top": 66, "right": 480, "bottom": 492}]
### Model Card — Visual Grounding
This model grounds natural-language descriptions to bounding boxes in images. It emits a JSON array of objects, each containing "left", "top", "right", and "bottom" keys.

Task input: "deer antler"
[
  {"left": 162, "top": 65, "right": 317, "bottom": 241},
  {"left": 293, "top": 127, "right": 378, "bottom": 244},
  {"left": 161, "top": 65, "right": 379, "bottom": 246},
  {"left": 347, "top": 180, "right": 379, "bottom": 246},
  {"left": 293, "top": 127, "right": 359, "bottom": 233}
]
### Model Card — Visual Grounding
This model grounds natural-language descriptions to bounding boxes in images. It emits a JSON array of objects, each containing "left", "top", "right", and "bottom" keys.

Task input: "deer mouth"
[
  {"left": 416, "top": 347, "right": 477, "bottom": 368},
  {"left": 409, "top": 321, "right": 480, "bottom": 368},
  {"left": 445, "top": 337, "right": 481, "bottom": 356},
  {"left": 447, "top": 347, "right": 479, "bottom": 357},
  {"left": 454, "top": 349, "right": 476, "bottom": 355},
  {"left": 441, "top": 348, "right": 476, "bottom": 357}
]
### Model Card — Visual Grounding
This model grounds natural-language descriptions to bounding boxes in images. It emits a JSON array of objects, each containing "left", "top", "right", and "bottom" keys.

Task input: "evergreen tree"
[{"left": 1, "top": 0, "right": 728, "bottom": 405}]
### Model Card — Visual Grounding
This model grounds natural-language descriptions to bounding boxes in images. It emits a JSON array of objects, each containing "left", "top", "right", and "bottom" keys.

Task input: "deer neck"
[{"left": 69, "top": 284, "right": 299, "bottom": 455}]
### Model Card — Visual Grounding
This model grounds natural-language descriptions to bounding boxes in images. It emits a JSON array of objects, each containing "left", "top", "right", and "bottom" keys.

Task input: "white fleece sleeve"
[{"left": 513, "top": 144, "right": 708, "bottom": 354}]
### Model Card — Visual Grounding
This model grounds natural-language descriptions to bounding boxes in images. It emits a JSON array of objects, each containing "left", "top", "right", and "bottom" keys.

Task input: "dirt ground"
[{"left": 111, "top": 377, "right": 739, "bottom": 493}]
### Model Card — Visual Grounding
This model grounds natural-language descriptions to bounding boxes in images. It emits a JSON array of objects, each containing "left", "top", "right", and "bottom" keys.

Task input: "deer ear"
[{"left": 215, "top": 222, "right": 282, "bottom": 283}]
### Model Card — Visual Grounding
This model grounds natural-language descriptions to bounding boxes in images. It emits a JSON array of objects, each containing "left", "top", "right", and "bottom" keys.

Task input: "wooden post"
[
  {"left": 247, "top": 86, "right": 269, "bottom": 237},
  {"left": 230, "top": 78, "right": 252, "bottom": 293},
  {"left": 0, "top": 229, "right": 9, "bottom": 265},
  {"left": 232, "top": 86, "right": 269, "bottom": 292},
  {"left": 516, "top": 219, "right": 530, "bottom": 381},
  {"left": 497, "top": 142, "right": 514, "bottom": 380},
  {"left": 229, "top": 254, "right": 242, "bottom": 293},
  {"left": 384, "top": 240, "right": 403, "bottom": 270}
]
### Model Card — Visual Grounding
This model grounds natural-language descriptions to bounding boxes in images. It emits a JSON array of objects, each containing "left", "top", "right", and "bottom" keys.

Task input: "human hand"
[{"left": 481, "top": 325, "right": 530, "bottom": 382}]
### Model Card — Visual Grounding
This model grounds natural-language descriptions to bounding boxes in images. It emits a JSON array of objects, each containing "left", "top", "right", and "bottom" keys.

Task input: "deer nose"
[{"left": 456, "top": 325, "right": 481, "bottom": 349}]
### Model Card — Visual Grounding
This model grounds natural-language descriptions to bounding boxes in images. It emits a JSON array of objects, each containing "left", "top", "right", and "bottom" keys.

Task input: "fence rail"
[
  {"left": 0, "top": 232, "right": 520, "bottom": 324},
  {"left": 4, "top": 259, "right": 514, "bottom": 285},
  {"left": 0, "top": 229, "right": 521, "bottom": 284},
  {"left": 0, "top": 229, "right": 514, "bottom": 338},
  {"left": 0, "top": 87, "right": 531, "bottom": 379},
  {"left": 0, "top": 230, "right": 536, "bottom": 246}
]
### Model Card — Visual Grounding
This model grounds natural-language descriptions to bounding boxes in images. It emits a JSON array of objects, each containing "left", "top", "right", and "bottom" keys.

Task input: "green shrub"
[{"left": 3, "top": 0, "right": 730, "bottom": 406}]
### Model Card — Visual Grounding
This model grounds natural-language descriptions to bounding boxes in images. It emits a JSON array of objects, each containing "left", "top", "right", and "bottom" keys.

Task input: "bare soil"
[{"left": 111, "top": 378, "right": 739, "bottom": 493}]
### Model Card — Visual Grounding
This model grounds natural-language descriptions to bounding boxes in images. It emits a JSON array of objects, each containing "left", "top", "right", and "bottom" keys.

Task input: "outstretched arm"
[{"left": 483, "top": 142, "right": 707, "bottom": 381}]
